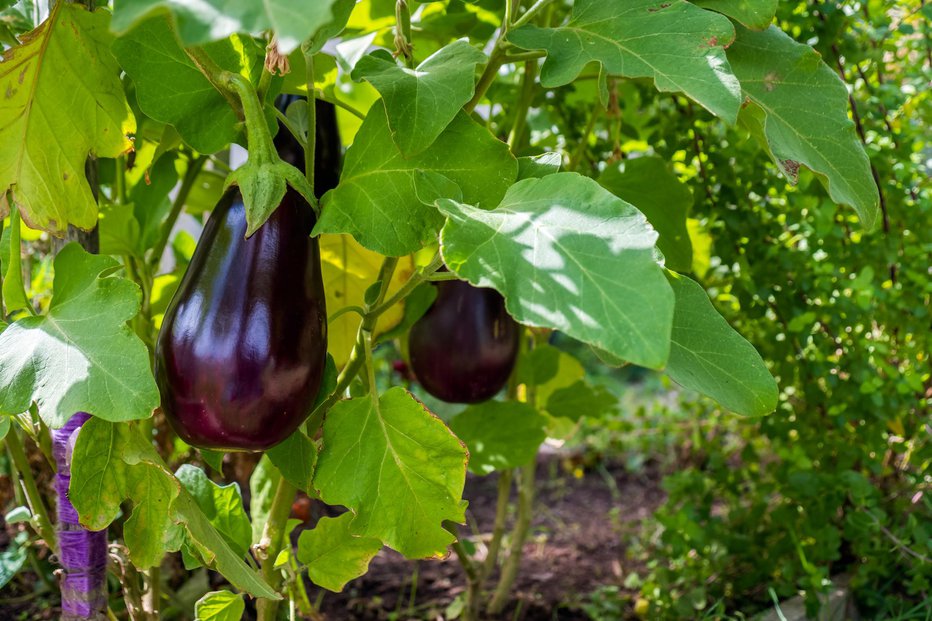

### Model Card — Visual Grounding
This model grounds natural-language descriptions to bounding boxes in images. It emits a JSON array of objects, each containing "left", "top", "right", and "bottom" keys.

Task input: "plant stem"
[
  {"left": 183, "top": 46, "right": 241, "bottom": 116},
  {"left": 486, "top": 461, "right": 535, "bottom": 614},
  {"left": 303, "top": 47, "right": 317, "bottom": 190},
  {"left": 368, "top": 252, "right": 443, "bottom": 317},
  {"left": 394, "top": 0, "right": 415, "bottom": 68},
  {"left": 147, "top": 155, "right": 207, "bottom": 271},
  {"left": 142, "top": 567, "right": 160, "bottom": 620},
  {"left": 512, "top": 0, "right": 555, "bottom": 28},
  {"left": 481, "top": 470, "right": 513, "bottom": 579},
  {"left": 313, "top": 89, "right": 366, "bottom": 120},
  {"left": 507, "top": 61, "right": 539, "bottom": 150},
  {"left": 256, "top": 476, "right": 298, "bottom": 621},
  {"left": 5, "top": 426, "right": 57, "bottom": 553}
]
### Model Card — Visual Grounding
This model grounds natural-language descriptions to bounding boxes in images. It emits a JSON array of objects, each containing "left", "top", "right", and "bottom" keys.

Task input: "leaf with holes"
[{"left": 727, "top": 25, "right": 880, "bottom": 230}]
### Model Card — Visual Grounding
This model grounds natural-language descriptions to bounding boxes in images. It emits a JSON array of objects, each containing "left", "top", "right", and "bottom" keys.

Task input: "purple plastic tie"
[{"left": 53, "top": 412, "right": 107, "bottom": 616}]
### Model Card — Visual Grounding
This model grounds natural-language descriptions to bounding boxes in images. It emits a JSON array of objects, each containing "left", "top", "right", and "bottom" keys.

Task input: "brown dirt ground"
[{"left": 308, "top": 454, "right": 666, "bottom": 621}]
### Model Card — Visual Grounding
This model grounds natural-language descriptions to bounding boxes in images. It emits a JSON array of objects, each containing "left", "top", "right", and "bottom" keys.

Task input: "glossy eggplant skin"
[
  {"left": 408, "top": 280, "right": 520, "bottom": 404},
  {"left": 155, "top": 99, "right": 339, "bottom": 451}
]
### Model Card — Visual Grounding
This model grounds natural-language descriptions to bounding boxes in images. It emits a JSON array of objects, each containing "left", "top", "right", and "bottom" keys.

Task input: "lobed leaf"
[{"left": 296, "top": 513, "right": 381, "bottom": 592}]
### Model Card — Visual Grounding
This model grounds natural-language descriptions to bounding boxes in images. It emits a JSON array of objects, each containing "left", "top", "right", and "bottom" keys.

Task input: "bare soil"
[{"left": 310, "top": 454, "right": 666, "bottom": 620}]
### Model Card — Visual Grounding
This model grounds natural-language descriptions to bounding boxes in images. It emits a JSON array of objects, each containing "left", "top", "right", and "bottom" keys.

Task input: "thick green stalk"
[
  {"left": 6, "top": 426, "right": 57, "bottom": 553},
  {"left": 256, "top": 476, "right": 298, "bottom": 621}
]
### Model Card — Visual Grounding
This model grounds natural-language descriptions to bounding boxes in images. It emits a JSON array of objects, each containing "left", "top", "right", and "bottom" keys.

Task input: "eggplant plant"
[{"left": 0, "top": 0, "right": 881, "bottom": 619}]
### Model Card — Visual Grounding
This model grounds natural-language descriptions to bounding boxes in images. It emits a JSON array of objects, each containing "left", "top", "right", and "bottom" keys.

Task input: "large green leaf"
[
  {"left": 314, "top": 108, "right": 517, "bottom": 257},
  {"left": 507, "top": 0, "right": 741, "bottom": 123},
  {"left": 438, "top": 173, "right": 674, "bottom": 369},
  {"left": 727, "top": 25, "right": 880, "bottom": 230},
  {"left": 70, "top": 418, "right": 180, "bottom": 568},
  {"left": 296, "top": 513, "right": 381, "bottom": 592},
  {"left": 0, "top": 3, "right": 134, "bottom": 234},
  {"left": 111, "top": 0, "right": 343, "bottom": 54},
  {"left": 112, "top": 16, "right": 263, "bottom": 154},
  {"left": 665, "top": 272, "right": 777, "bottom": 416},
  {"left": 70, "top": 419, "right": 278, "bottom": 598},
  {"left": 692, "top": 0, "right": 778, "bottom": 30},
  {"left": 599, "top": 157, "right": 694, "bottom": 273},
  {"left": 352, "top": 41, "right": 487, "bottom": 156},
  {"left": 0, "top": 244, "right": 158, "bottom": 427},
  {"left": 313, "top": 387, "right": 468, "bottom": 558},
  {"left": 449, "top": 401, "right": 547, "bottom": 475}
]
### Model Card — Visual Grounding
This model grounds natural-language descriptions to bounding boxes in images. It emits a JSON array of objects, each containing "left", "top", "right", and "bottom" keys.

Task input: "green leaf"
[
  {"left": 0, "top": 244, "right": 158, "bottom": 427},
  {"left": 507, "top": 0, "right": 741, "bottom": 123},
  {"left": 71, "top": 418, "right": 278, "bottom": 597},
  {"left": 176, "top": 465, "right": 252, "bottom": 559},
  {"left": 111, "top": 0, "right": 343, "bottom": 54},
  {"left": 305, "top": 0, "right": 356, "bottom": 55},
  {"left": 296, "top": 513, "right": 381, "bottom": 592},
  {"left": 665, "top": 272, "right": 778, "bottom": 416},
  {"left": 727, "top": 25, "right": 880, "bottom": 230},
  {"left": 438, "top": 173, "right": 674, "bottom": 369},
  {"left": 0, "top": 3, "right": 134, "bottom": 234},
  {"left": 314, "top": 108, "right": 517, "bottom": 257},
  {"left": 352, "top": 40, "right": 487, "bottom": 156},
  {"left": 200, "top": 449, "right": 224, "bottom": 474},
  {"left": 598, "top": 157, "right": 694, "bottom": 273},
  {"left": 692, "top": 0, "right": 777, "bottom": 30},
  {"left": 2, "top": 208, "right": 29, "bottom": 314},
  {"left": 70, "top": 418, "right": 180, "bottom": 568},
  {"left": 449, "top": 401, "right": 547, "bottom": 475},
  {"left": 544, "top": 380, "right": 617, "bottom": 422},
  {"left": 314, "top": 387, "right": 468, "bottom": 558},
  {"left": 248, "top": 455, "right": 280, "bottom": 546},
  {"left": 172, "top": 486, "right": 278, "bottom": 599},
  {"left": 0, "top": 416, "right": 9, "bottom": 441},
  {"left": 267, "top": 430, "right": 318, "bottom": 494},
  {"left": 194, "top": 590, "right": 244, "bottom": 621},
  {"left": 0, "top": 531, "right": 27, "bottom": 589},
  {"left": 515, "top": 344, "right": 561, "bottom": 387},
  {"left": 112, "top": 16, "right": 264, "bottom": 154},
  {"left": 517, "top": 153, "right": 562, "bottom": 180}
]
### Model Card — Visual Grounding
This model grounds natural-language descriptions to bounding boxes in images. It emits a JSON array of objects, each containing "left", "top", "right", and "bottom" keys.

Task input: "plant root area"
[{"left": 310, "top": 455, "right": 665, "bottom": 620}]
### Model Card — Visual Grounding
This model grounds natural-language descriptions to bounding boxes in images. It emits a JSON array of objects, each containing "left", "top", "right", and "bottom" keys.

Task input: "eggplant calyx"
[{"left": 220, "top": 72, "right": 318, "bottom": 237}]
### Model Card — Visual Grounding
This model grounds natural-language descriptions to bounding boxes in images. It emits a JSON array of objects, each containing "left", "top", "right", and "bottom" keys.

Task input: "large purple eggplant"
[
  {"left": 408, "top": 280, "right": 520, "bottom": 404},
  {"left": 155, "top": 99, "right": 339, "bottom": 451}
]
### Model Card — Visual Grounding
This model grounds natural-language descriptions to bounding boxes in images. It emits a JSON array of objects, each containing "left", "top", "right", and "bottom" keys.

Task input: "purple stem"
[{"left": 53, "top": 412, "right": 108, "bottom": 619}]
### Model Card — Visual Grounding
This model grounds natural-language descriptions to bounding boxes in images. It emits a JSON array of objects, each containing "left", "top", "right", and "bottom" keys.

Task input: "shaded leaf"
[
  {"left": 267, "top": 430, "right": 318, "bottom": 494},
  {"left": 693, "top": 0, "right": 778, "bottom": 30},
  {"left": 599, "top": 157, "right": 693, "bottom": 272},
  {"left": 665, "top": 272, "right": 778, "bottom": 416},
  {"left": 449, "top": 401, "right": 547, "bottom": 475}
]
